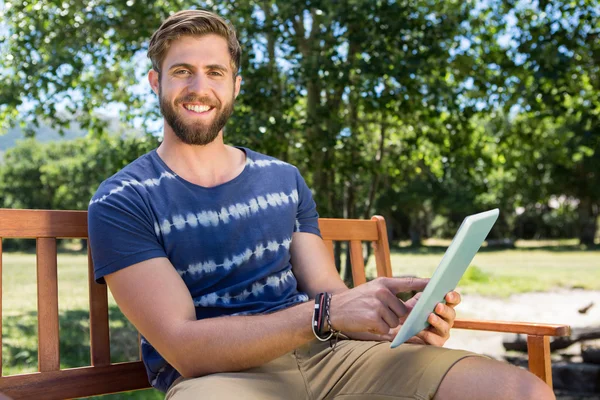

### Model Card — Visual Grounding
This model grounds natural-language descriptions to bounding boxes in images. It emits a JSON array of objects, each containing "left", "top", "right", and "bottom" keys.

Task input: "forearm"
[{"left": 171, "top": 301, "right": 315, "bottom": 378}]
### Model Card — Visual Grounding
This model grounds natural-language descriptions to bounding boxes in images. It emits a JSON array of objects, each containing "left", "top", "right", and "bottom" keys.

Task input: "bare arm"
[
  {"left": 290, "top": 232, "right": 458, "bottom": 345},
  {"left": 290, "top": 233, "right": 426, "bottom": 337},
  {"left": 290, "top": 232, "right": 349, "bottom": 297},
  {"left": 105, "top": 257, "right": 315, "bottom": 378}
]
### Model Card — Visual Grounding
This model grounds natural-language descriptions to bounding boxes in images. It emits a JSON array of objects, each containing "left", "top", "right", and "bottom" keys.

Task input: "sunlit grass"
[{"left": 365, "top": 242, "right": 600, "bottom": 297}]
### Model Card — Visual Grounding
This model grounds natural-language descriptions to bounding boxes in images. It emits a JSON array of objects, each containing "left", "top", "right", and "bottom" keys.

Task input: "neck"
[{"left": 157, "top": 126, "right": 246, "bottom": 188}]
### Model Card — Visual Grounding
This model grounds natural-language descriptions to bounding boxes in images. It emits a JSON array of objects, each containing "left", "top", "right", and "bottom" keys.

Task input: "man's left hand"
[{"left": 403, "top": 291, "right": 461, "bottom": 346}]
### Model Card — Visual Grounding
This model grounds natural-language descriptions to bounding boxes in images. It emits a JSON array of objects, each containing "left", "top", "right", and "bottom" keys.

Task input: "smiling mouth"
[{"left": 182, "top": 104, "right": 215, "bottom": 114}]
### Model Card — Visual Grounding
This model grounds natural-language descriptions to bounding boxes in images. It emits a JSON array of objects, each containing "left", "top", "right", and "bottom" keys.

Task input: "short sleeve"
[
  {"left": 88, "top": 186, "right": 167, "bottom": 284},
  {"left": 293, "top": 168, "right": 321, "bottom": 237}
]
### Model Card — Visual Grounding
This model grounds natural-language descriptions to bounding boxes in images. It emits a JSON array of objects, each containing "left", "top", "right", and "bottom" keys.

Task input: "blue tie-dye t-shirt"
[{"left": 87, "top": 147, "right": 320, "bottom": 392}]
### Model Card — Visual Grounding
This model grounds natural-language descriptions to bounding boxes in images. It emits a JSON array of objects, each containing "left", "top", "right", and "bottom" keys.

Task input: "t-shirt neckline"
[{"left": 151, "top": 146, "right": 251, "bottom": 190}]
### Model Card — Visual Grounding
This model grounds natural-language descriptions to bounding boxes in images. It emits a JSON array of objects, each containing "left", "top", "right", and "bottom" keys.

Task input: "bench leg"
[{"left": 527, "top": 335, "right": 553, "bottom": 388}]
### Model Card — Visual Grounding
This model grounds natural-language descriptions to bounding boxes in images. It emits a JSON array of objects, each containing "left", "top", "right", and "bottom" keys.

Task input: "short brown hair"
[{"left": 147, "top": 9, "right": 242, "bottom": 76}]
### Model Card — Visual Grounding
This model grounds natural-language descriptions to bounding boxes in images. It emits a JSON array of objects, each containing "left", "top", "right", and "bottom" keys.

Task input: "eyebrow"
[
  {"left": 167, "top": 63, "right": 229, "bottom": 73},
  {"left": 205, "top": 64, "right": 229, "bottom": 73},
  {"left": 167, "top": 63, "right": 196, "bottom": 72}
]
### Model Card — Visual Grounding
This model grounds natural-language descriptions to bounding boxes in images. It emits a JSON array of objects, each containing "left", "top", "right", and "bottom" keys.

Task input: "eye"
[
  {"left": 174, "top": 69, "right": 191, "bottom": 75},
  {"left": 209, "top": 70, "right": 224, "bottom": 76}
]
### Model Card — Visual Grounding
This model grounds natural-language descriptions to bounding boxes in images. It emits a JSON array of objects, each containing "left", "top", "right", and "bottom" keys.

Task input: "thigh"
[
  {"left": 165, "top": 352, "right": 308, "bottom": 400},
  {"left": 296, "top": 339, "right": 486, "bottom": 400}
]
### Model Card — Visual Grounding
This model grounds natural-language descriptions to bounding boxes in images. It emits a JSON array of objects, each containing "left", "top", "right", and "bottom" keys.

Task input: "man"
[{"left": 88, "top": 9, "right": 555, "bottom": 400}]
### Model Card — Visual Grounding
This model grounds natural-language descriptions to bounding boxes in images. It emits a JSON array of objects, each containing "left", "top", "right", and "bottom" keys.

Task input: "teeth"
[{"left": 185, "top": 104, "right": 211, "bottom": 113}]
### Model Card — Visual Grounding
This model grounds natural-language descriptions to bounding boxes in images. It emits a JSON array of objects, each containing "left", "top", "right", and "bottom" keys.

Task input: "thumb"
[
  {"left": 379, "top": 277, "right": 429, "bottom": 295},
  {"left": 404, "top": 292, "right": 423, "bottom": 309}
]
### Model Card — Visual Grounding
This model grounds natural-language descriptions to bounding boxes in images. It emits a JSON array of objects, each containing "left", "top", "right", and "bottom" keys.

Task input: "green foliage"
[
  {"left": 0, "top": 0, "right": 597, "bottom": 243},
  {"left": 0, "top": 134, "right": 159, "bottom": 210},
  {"left": 460, "top": 265, "right": 491, "bottom": 284},
  {"left": 479, "top": 0, "right": 600, "bottom": 244}
]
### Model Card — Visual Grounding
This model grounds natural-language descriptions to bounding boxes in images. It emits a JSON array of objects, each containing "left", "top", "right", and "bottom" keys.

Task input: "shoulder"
[
  {"left": 241, "top": 147, "right": 306, "bottom": 187},
  {"left": 242, "top": 147, "right": 298, "bottom": 172},
  {"left": 89, "top": 150, "right": 176, "bottom": 208}
]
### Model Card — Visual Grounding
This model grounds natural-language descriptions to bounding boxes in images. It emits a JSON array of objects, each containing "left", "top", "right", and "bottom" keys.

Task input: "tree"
[
  {"left": 488, "top": 0, "right": 600, "bottom": 245},
  {"left": 0, "top": 135, "right": 159, "bottom": 210}
]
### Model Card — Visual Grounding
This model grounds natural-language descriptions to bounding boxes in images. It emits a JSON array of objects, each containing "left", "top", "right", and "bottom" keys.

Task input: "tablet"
[{"left": 390, "top": 209, "right": 499, "bottom": 348}]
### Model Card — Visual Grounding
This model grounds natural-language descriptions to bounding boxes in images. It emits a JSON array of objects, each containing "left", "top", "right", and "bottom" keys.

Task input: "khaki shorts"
[{"left": 165, "top": 339, "right": 486, "bottom": 400}]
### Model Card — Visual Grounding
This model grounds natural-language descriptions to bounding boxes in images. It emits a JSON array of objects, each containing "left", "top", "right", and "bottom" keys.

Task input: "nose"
[{"left": 187, "top": 74, "right": 210, "bottom": 95}]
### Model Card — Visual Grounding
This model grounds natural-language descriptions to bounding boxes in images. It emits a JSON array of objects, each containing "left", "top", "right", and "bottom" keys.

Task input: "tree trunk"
[
  {"left": 578, "top": 197, "right": 599, "bottom": 246},
  {"left": 363, "top": 111, "right": 387, "bottom": 219},
  {"left": 342, "top": 180, "right": 356, "bottom": 284},
  {"left": 409, "top": 211, "right": 422, "bottom": 247}
]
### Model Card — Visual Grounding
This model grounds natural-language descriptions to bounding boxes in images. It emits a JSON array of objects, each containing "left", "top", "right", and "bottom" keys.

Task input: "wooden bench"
[{"left": 0, "top": 209, "right": 571, "bottom": 399}]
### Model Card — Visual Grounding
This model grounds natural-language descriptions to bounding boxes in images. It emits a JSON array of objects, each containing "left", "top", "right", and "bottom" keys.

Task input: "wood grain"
[
  {"left": 0, "top": 209, "right": 87, "bottom": 238},
  {"left": 371, "top": 216, "right": 393, "bottom": 278},
  {"left": 319, "top": 218, "right": 379, "bottom": 241},
  {"left": 88, "top": 245, "right": 110, "bottom": 366},
  {"left": 349, "top": 240, "right": 366, "bottom": 286},
  {"left": 527, "top": 335, "right": 553, "bottom": 386},
  {"left": 36, "top": 238, "right": 60, "bottom": 372},
  {"left": 454, "top": 319, "right": 571, "bottom": 336},
  {"left": 0, "top": 362, "right": 149, "bottom": 399}
]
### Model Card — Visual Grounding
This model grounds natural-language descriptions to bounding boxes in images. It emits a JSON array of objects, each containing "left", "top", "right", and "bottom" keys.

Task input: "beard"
[{"left": 159, "top": 87, "right": 235, "bottom": 146}]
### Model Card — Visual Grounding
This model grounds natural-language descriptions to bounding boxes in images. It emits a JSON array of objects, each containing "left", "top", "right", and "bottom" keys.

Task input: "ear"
[
  {"left": 148, "top": 69, "right": 160, "bottom": 95},
  {"left": 234, "top": 74, "right": 242, "bottom": 99}
]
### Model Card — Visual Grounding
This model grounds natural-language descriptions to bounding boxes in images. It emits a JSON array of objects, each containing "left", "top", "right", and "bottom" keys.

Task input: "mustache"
[{"left": 175, "top": 95, "right": 220, "bottom": 108}]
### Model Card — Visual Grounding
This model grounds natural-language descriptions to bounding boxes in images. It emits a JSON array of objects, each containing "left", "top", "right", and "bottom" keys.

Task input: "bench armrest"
[{"left": 453, "top": 318, "right": 571, "bottom": 337}]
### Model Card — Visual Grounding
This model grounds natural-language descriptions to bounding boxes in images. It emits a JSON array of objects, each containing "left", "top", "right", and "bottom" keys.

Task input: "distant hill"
[
  {"left": 0, "top": 116, "right": 143, "bottom": 158},
  {"left": 0, "top": 123, "right": 88, "bottom": 152}
]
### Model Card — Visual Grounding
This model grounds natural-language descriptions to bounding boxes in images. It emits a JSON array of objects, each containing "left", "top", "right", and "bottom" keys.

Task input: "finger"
[
  {"left": 445, "top": 291, "right": 461, "bottom": 307},
  {"left": 434, "top": 303, "right": 456, "bottom": 326},
  {"left": 377, "top": 289, "right": 409, "bottom": 319},
  {"left": 368, "top": 317, "right": 393, "bottom": 335},
  {"left": 379, "top": 277, "right": 430, "bottom": 295},
  {"left": 416, "top": 329, "right": 442, "bottom": 346},
  {"left": 379, "top": 303, "right": 402, "bottom": 329},
  {"left": 427, "top": 312, "right": 450, "bottom": 339},
  {"left": 404, "top": 292, "right": 423, "bottom": 309}
]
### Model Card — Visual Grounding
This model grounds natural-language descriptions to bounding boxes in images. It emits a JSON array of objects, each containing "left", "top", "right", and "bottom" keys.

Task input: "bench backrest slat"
[
  {"left": 349, "top": 240, "right": 367, "bottom": 285},
  {"left": 0, "top": 209, "right": 88, "bottom": 238},
  {"left": 87, "top": 246, "right": 111, "bottom": 367},
  {"left": 318, "top": 218, "right": 380, "bottom": 241},
  {"left": 371, "top": 216, "right": 393, "bottom": 279},
  {"left": 36, "top": 238, "right": 61, "bottom": 372}
]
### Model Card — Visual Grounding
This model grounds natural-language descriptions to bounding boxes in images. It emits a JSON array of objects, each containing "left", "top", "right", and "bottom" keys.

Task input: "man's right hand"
[{"left": 329, "top": 277, "right": 429, "bottom": 336}]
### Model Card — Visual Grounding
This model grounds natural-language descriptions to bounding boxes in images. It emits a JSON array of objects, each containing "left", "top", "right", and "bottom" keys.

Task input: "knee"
[{"left": 516, "top": 371, "right": 555, "bottom": 400}]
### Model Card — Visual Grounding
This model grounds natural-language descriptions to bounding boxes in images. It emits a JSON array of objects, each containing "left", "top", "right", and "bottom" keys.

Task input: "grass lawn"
[
  {"left": 1, "top": 240, "right": 599, "bottom": 399},
  {"left": 365, "top": 240, "right": 600, "bottom": 297}
]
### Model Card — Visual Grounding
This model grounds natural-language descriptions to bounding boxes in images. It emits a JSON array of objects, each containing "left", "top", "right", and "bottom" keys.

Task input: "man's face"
[{"left": 153, "top": 34, "right": 241, "bottom": 145}]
